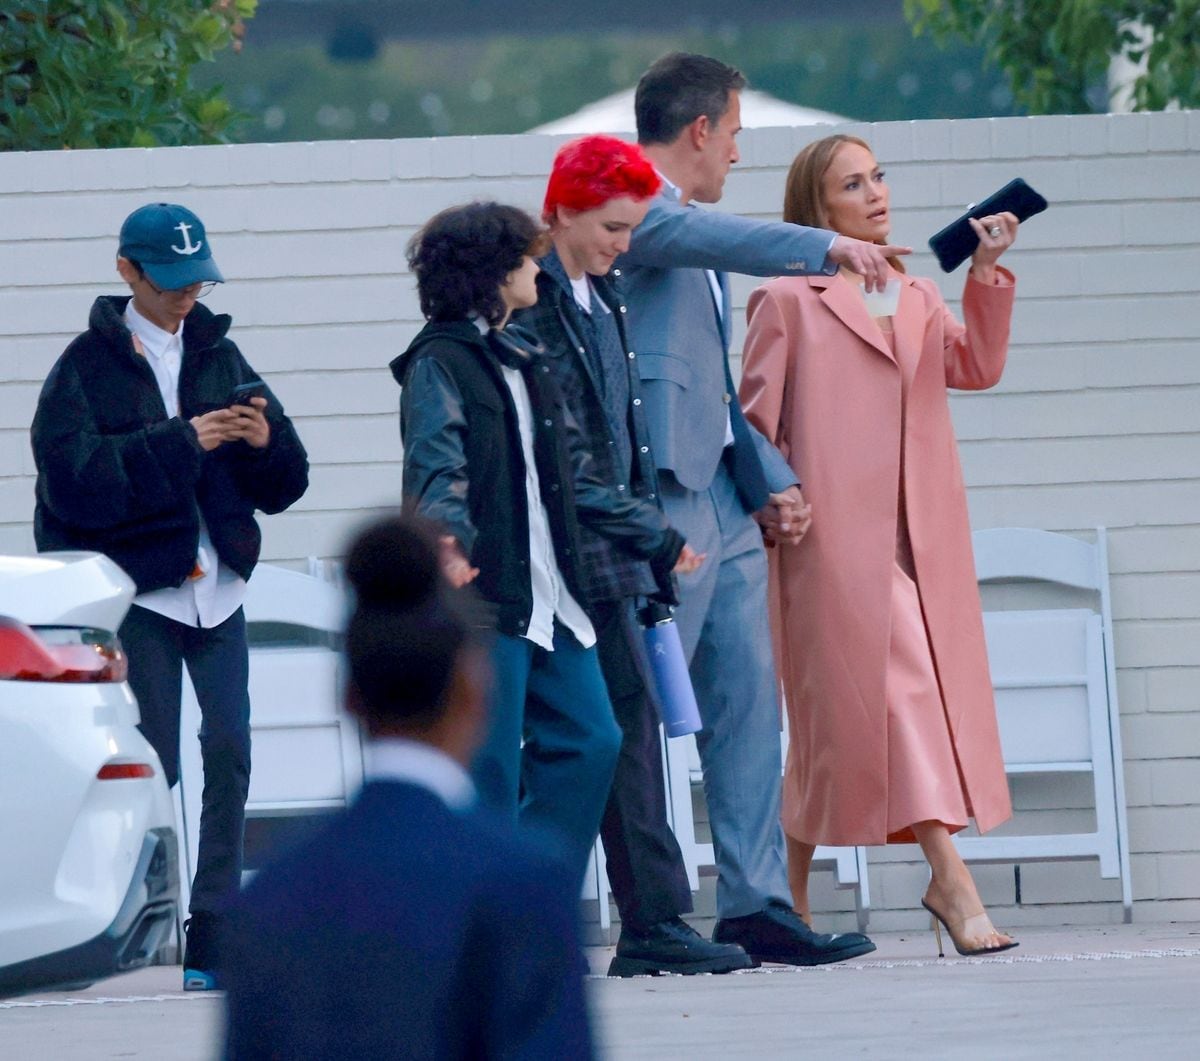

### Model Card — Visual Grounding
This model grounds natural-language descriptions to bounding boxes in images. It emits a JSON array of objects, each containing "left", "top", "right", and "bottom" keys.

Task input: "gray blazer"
[{"left": 618, "top": 188, "right": 838, "bottom": 497}]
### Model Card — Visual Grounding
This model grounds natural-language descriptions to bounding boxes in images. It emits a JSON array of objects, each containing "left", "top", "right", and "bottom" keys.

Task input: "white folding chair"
[{"left": 962, "top": 527, "right": 1133, "bottom": 921}]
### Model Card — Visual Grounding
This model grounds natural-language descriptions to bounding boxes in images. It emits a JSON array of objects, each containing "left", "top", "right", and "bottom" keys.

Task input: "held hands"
[
  {"left": 672, "top": 543, "right": 706, "bottom": 575},
  {"left": 439, "top": 536, "right": 480, "bottom": 588},
  {"left": 755, "top": 486, "right": 812, "bottom": 547},
  {"left": 827, "top": 236, "right": 912, "bottom": 293},
  {"left": 189, "top": 397, "right": 271, "bottom": 452},
  {"left": 968, "top": 212, "right": 1018, "bottom": 284}
]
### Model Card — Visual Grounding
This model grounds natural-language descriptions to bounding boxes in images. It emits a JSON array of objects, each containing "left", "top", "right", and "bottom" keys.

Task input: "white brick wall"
[{"left": 1, "top": 113, "right": 1197, "bottom": 925}]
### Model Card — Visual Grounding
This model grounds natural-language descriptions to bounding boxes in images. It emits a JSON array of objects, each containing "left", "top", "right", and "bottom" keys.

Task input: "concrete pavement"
[{"left": 2, "top": 922, "right": 1198, "bottom": 1059}]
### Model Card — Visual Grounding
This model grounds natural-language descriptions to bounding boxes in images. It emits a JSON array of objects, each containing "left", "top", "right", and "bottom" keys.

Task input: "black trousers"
[
  {"left": 120, "top": 604, "right": 252, "bottom": 916},
  {"left": 593, "top": 600, "right": 693, "bottom": 931}
]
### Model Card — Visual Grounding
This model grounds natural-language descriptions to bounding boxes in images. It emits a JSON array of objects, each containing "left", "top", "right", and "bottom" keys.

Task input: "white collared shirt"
[
  {"left": 476, "top": 320, "right": 595, "bottom": 652},
  {"left": 653, "top": 172, "right": 735, "bottom": 448},
  {"left": 125, "top": 299, "right": 246, "bottom": 629},
  {"left": 365, "top": 737, "right": 475, "bottom": 811}
]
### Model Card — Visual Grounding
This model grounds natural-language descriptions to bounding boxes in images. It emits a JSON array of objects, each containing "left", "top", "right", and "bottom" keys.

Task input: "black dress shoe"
[
  {"left": 712, "top": 900, "right": 876, "bottom": 967},
  {"left": 608, "top": 917, "right": 755, "bottom": 977}
]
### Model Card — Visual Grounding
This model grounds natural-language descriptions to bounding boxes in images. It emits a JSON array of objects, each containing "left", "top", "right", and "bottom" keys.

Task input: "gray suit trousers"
[{"left": 659, "top": 463, "right": 792, "bottom": 919}]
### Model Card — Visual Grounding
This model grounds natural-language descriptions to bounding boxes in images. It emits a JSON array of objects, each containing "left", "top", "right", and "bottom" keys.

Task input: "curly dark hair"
[{"left": 407, "top": 202, "right": 549, "bottom": 326}]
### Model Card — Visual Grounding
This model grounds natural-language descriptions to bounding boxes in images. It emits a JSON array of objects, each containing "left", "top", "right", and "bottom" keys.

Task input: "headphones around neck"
[{"left": 487, "top": 323, "right": 547, "bottom": 366}]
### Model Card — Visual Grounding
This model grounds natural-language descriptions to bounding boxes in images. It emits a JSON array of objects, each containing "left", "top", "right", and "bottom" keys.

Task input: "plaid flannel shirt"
[{"left": 514, "top": 256, "right": 665, "bottom": 605}]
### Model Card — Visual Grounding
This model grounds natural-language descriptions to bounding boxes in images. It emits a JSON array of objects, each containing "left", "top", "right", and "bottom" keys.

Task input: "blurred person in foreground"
[
  {"left": 390, "top": 202, "right": 701, "bottom": 886},
  {"left": 30, "top": 202, "right": 309, "bottom": 990},
  {"left": 514, "top": 134, "right": 750, "bottom": 977},
  {"left": 739, "top": 133, "right": 1020, "bottom": 956},
  {"left": 615, "top": 52, "right": 904, "bottom": 965},
  {"left": 223, "top": 515, "right": 594, "bottom": 1060}
]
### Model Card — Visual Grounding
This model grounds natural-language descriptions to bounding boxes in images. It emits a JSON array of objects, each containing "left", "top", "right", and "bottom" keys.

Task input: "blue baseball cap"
[{"left": 118, "top": 203, "right": 224, "bottom": 290}]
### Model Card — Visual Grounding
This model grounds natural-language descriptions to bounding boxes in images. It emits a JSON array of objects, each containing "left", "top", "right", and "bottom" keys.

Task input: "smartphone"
[
  {"left": 229, "top": 380, "right": 267, "bottom": 406},
  {"left": 927, "top": 177, "right": 1048, "bottom": 272}
]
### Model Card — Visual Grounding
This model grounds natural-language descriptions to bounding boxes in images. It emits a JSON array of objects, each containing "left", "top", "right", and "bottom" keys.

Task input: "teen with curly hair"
[{"left": 391, "top": 201, "right": 701, "bottom": 882}]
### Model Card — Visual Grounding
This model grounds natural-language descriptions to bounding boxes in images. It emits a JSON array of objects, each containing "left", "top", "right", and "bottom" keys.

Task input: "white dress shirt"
[
  {"left": 125, "top": 299, "right": 246, "bottom": 629},
  {"left": 476, "top": 320, "right": 595, "bottom": 651},
  {"left": 365, "top": 737, "right": 475, "bottom": 811}
]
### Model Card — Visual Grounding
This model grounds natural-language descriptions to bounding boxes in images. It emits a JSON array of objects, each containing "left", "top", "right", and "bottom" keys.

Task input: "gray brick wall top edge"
[{"left": 0, "top": 111, "right": 1189, "bottom": 184}]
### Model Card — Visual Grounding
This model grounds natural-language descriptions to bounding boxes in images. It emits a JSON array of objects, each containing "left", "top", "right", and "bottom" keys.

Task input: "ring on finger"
[{"left": 987, "top": 224, "right": 1001, "bottom": 237}]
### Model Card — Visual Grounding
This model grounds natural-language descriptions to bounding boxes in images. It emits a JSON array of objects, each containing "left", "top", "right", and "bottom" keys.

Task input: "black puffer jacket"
[
  {"left": 32, "top": 295, "right": 309, "bottom": 593},
  {"left": 390, "top": 320, "right": 683, "bottom": 638}
]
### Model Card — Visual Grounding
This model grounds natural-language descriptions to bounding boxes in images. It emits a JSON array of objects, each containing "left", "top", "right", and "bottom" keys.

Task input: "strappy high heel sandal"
[{"left": 921, "top": 898, "right": 1019, "bottom": 958}]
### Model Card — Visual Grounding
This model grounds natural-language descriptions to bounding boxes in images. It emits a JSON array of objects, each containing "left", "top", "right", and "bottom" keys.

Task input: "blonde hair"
[{"left": 783, "top": 134, "right": 905, "bottom": 273}]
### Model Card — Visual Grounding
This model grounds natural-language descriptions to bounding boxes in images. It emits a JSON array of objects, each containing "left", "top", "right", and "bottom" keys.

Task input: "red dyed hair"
[{"left": 542, "top": 135, "right": 662, "bottom": 223}]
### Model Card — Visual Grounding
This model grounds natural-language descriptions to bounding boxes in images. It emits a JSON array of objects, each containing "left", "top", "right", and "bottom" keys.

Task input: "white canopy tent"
[{"left": 529, "top": 86, "right": 848, "bottom": 135}]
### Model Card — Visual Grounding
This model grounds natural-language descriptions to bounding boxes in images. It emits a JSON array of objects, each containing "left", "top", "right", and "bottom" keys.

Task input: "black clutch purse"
[{"left": 928, "top": 178, "right": 1048, "bottom": 272}]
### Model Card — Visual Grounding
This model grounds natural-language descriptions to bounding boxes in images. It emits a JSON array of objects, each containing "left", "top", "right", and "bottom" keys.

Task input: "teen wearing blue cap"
[
  {"left": 118, "top": 203, "right": 225, "bottom": 291},
  {"left": 30, "top": 202, "right": 310, "bottom": 991}
]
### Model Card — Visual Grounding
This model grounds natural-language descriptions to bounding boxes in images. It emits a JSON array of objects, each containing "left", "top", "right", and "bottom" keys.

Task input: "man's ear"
[
  {"left": 687, "top": 113, "right": 711, "bottom": 151},
  {"left": 116, "top": 256, "right": 140, "bottom": 286},
  {"left": 553, "top": 204, "right": 578, "bottom": 230}
]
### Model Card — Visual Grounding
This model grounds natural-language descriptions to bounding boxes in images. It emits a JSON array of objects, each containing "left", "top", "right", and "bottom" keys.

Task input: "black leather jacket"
[{"left": 390, "top": 320, "right": 683, "bottom": 637}]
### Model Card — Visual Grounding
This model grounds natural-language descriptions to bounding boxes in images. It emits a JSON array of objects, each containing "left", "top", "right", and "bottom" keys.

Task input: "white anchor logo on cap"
[{"left": 171, "top": 221, "right": 204, "bottom": 256}]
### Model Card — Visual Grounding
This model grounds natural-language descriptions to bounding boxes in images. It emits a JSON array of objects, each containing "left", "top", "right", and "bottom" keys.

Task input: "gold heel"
[
  {"left": 930, "top": 914, "right": 945, "bottom": 958},
  {"left": 921, "top": 899, "right": 1019, "bottom": 958}
]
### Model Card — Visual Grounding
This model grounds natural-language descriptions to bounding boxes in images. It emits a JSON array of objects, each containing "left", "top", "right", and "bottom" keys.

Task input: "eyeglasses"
[{"left": 133, "top": 265, "right": 218, "bottom": 299}]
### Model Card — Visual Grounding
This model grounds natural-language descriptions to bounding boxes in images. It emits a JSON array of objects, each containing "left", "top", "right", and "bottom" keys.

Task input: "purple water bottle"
[{"left": 638, "top": 601, "right": 703, "bottom": 737}]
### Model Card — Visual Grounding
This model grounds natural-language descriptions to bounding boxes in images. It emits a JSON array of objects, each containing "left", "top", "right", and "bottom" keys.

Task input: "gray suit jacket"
[{"left": 618, "top": 188, "right": 838, "bottom": 498}]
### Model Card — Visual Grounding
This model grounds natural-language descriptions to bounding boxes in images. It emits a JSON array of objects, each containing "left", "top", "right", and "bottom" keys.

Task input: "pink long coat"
[{"left": 739, "top": 268, "right": 1015, "bottom": 845}]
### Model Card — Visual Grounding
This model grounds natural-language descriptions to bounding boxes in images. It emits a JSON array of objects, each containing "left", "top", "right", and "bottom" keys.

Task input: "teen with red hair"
[
  {"left": 515, "top": 136, "right": 751, "bottom": 977},
  {"left": 542, "top": 134, "right": 662, "bottom": 219}
]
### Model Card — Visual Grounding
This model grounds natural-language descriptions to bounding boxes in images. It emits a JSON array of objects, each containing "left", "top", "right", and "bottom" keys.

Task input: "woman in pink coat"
[{"left": 740, "top": 134, "right": 1019, "bottom": 957}]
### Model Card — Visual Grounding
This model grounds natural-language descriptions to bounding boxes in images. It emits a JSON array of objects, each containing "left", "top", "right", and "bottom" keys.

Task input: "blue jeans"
[
  {"left": 120, "top": 604, "right": 252, "bottom": 916},
  {"left": 474, "top": 628, "right": 622, "bottom": 881}
]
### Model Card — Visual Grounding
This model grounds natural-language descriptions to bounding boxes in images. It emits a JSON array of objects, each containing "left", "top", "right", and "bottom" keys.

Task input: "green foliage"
[
  {"left": 904, "top": 0, "right": 1200, "bottom": 113},
  {"left": 195, "top": 21, "right": 1017, "bottom": 145},
  {"left": 0, "top": 0, "right": 257, "bottom": 151}
]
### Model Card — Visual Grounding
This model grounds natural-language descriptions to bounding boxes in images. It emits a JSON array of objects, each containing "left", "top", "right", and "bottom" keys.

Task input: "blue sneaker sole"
[{"left": 183, "top": 969, "right": 217, "bottom": 991}]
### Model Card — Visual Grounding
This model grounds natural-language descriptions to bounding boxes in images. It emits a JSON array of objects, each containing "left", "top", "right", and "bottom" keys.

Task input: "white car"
[{"left": 0, "top": 552, "right": 179, "bottom": 998}]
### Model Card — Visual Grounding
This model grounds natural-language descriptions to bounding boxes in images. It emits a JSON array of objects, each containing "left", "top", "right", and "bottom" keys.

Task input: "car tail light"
[
  {"left": 97, "top": 762, "right": 156, "bottom": 780},
  {"left": 0, "top": 616, "right": 128, "bottom": 683}
]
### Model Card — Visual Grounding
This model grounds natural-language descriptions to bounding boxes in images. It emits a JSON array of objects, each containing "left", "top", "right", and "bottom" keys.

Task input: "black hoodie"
[
  {"left": 391, "top": 319, "right": 682, "bottom": 638},
  {"left": 32, "top": 295, "right": 309, "bottom": 594}
]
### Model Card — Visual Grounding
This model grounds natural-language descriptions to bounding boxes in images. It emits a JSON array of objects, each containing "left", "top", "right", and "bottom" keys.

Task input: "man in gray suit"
[{"left": 618, "top": 52, "right": 907, "bottom": 964}]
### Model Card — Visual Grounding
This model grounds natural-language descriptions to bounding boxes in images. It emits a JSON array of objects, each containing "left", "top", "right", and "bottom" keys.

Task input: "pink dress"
[{"left": 880, "top": 320, "right": 970, "bottom": 843}]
